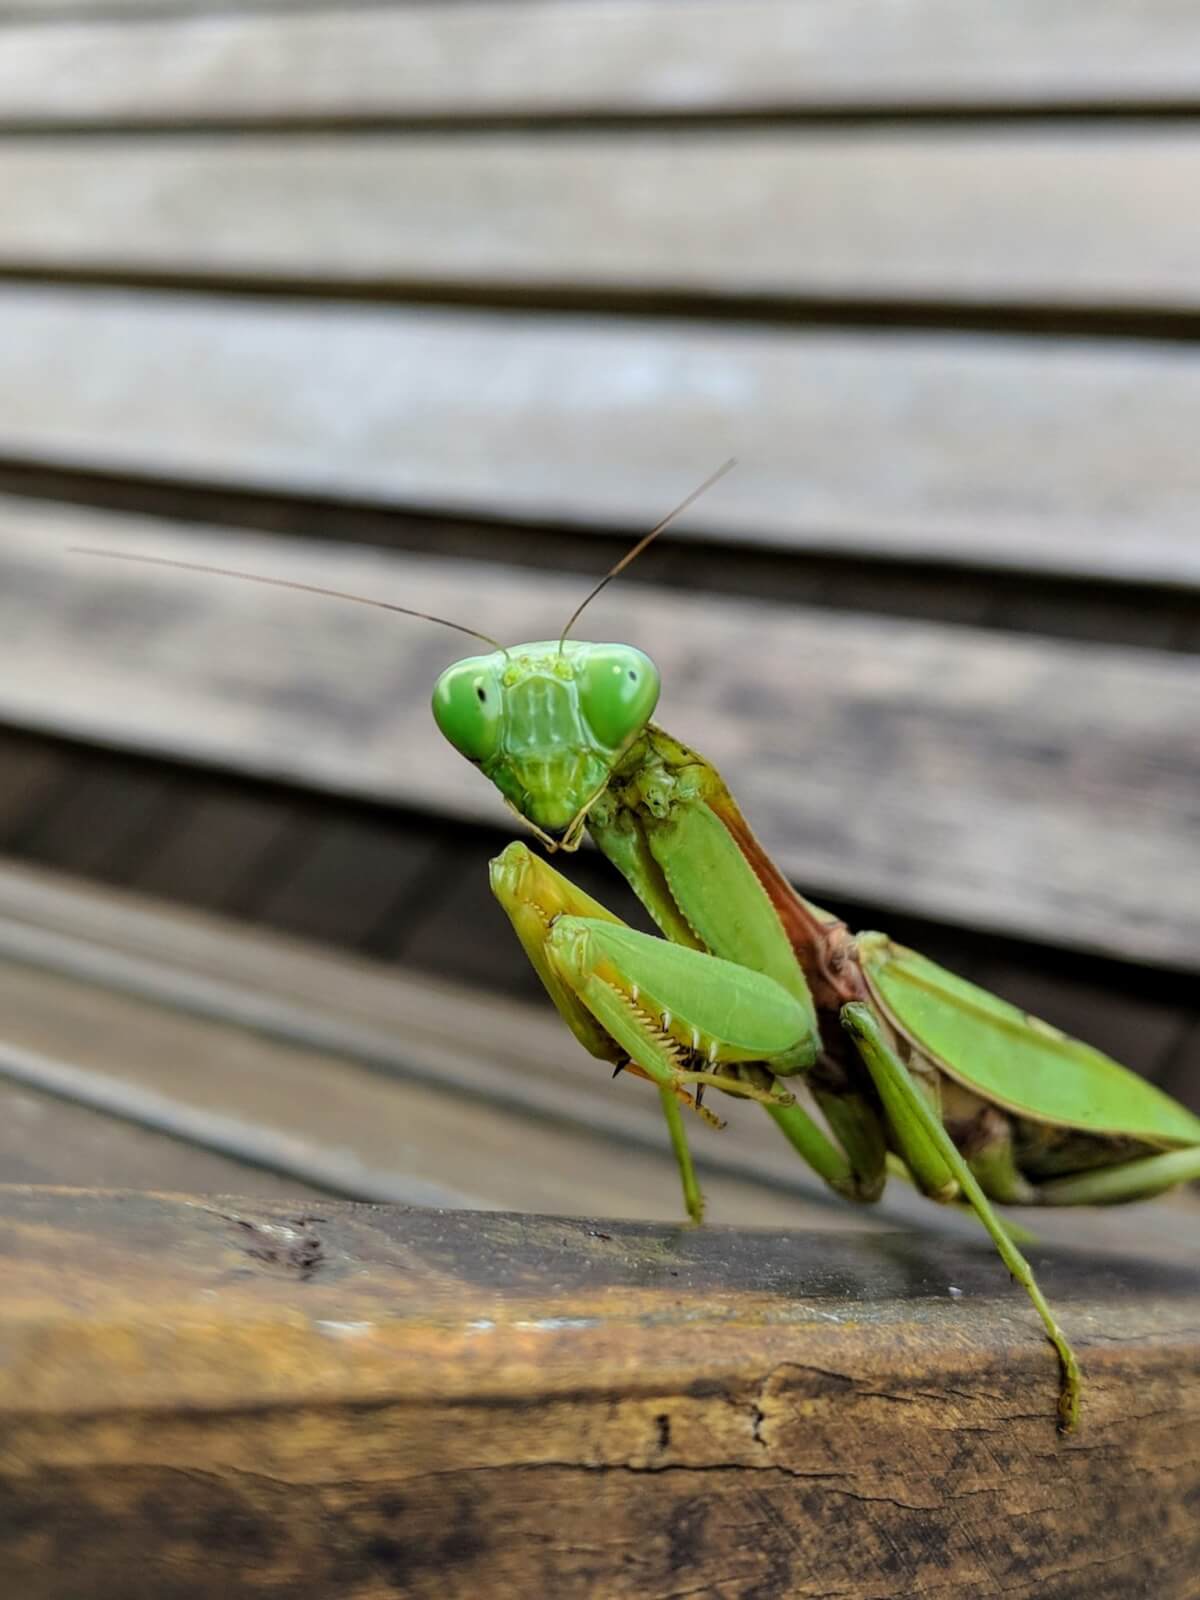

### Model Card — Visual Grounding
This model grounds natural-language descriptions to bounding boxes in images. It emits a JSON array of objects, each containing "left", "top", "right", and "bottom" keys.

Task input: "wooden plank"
[
  {"left": 5, "top": 514, "right": 1199, "bottom": 966},
  {"left": 0, "top": 852, "right": 1188, "bottom": 1237},
  {"left": 0, "top": 1078, "right": 328, "bottom": 1193},
  {"left": 1, "top": 1189, "right": 1198, "bottom": 1599},
  {"left": 0, "top": 938, "right": 884, "bottom": 1229},
  {"left": 0, "top": 854, "right": 731, "bottom": 1168},
  {"left": 6, "top": 132, "right": 1200, "bottom": 312},
  {"left": 4, "top": 292, "right": 1200, "bottom": 587},
  {"left": 4, "top": 2, "right": 1200, "bottom": 122}
]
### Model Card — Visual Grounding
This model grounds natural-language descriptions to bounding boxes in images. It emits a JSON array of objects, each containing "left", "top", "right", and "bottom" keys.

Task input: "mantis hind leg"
[
  {"left": 1034, "top": 1144, "right": 1200, "bottom": 1206},
  {"left": 840, "top": 1001, "right": 1082, "bottom": 1432}
]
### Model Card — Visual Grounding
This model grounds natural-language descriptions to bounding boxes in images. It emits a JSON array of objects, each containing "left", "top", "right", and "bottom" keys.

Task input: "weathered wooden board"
[
  {"left": 3, "top": 2, "right": 1200, "bottom": 122},
  {"left": 3, "top": 291, "right": 1200, "bottom": 586},
  {"left": 0, "top": 909, "right": 888, "bottom": 1228},
  {"left": 0, "top": 852, "right": 1168, "bottom": 1241},
  {"left": 4, "top": 515, "right": 1198, "bottom": 965},
  {"left": 1, "top": 1188, "right": 1197, "bottom": 1599},
  {"left": 0, "top": 1078, "right": 328, "bottom": 1193},
  {"left": 5, "top": 132, "right": 1200, "bottom": 311}
]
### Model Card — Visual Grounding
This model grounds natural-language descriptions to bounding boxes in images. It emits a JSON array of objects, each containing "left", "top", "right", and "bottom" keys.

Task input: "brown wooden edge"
[{"left": 0, "top": 1187, "right": 1197, "bottom": 1598}]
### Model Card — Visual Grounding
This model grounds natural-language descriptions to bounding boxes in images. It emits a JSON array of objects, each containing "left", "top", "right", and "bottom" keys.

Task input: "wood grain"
[
  {"left": 0, "top": 1188, "right": 1197, "bottom": 1599},
  {"left": 3, "top": 291, "right": 1200, "bottom": 586},
  {"left": 5, "top": 131, "right": 1200, "bottom": 310},
  {"left": 4, "top": 513, "right": 1198, "bottom": 965},
  {"left": 2, "top": 2, "right": 1200, "bottom": 122}
]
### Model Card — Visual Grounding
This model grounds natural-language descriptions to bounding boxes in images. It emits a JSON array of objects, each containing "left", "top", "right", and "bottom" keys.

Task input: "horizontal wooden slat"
[
  {"left": 4, "top": 510, "right": 1198, "bottom": 965},
  {"left": 2, "top": 1189, "right": 1198, "bottom": 1599},
  {"left": 3, "top": 2, "right": 1200, "bottom": 122},
  {"left": 0, "top": 1078, "right": 328, "bottom": 1192},
  {"left": 0, "top": 856, "right": 918, "bottom": 1226},
  {"left": 3, "top": 287, "right": 1200, "bottom": 586},
  {"left": 0, "top": 955, "right": 864, "bottom": 1229},
  {"left": 5, "top": 131, "right": 1200, "bottom": 311}
]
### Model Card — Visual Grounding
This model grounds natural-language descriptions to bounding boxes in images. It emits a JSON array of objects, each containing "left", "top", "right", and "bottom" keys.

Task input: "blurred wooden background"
[{"left": 0, "top": 0, "right": 1197, "bottom": 1221}]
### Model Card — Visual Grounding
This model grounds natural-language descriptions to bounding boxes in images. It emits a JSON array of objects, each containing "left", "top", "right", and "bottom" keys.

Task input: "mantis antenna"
[
  {"left": 68, "top": 547, "right": 508, "bottom": 655},
  {"left": 557, "top": 457, "right": 736, "bottom": 651}
]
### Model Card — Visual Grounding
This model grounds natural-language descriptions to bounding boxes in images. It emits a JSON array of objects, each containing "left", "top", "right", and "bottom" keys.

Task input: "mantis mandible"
[{"left": 76, "top": 473, "right": 1200, "bottom": 1432}]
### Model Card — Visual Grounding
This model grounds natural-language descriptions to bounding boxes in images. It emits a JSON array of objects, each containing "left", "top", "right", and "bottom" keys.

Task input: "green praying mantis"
[{"left": 77, "top": 470, "right": 1200, "bottom": 1432}]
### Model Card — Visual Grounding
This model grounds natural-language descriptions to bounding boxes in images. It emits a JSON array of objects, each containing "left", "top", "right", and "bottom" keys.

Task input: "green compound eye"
[
  {"left": 576, "top": 645, "right": 660, "bottom": 750},
  {"left": 432, "top": 657, "right": 504, "bottom": 764}
]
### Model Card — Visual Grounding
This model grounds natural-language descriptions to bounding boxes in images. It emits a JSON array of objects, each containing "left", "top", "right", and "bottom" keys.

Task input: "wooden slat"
[
  {"left": 0, "top": 135, "right": 1191, "bottom": 318},
  {"left": 0, "top": 854, "right": 973, "bottom": 1231},
  {"left": 1, "top": 1189, "right": 1198, "bottom": 1599},
  {"left": 3, "top": 2, "right": 1200, "bottom": 122},
  {"left": 3, "top": 289, "right": 1200, "bottom": 586},
  {"left": 6, "top": 132, "right": 1200, "bottom": 311},
  {"left": 0, "top": 1078, "right": 328, "bottom": 1193},
  {"left": 0, "top": 856, "right": 908, "bottom": 1226},
  {"left": 0, "top": 955, "right": 867, "bottom": 1229},
  {"left": 0, "top": 854, "right": 1185, "bottom": 1215},
  {"left": 4, "top": 512, "right": 1199, "bottom": 966}
]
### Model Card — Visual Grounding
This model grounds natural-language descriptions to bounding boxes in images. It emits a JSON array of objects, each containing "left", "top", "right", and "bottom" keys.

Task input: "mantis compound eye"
[
  {"left": 576, "top": 645, "right": 660, "bottom": 750},
  {"left": 432, "top": 656, "right": 504, "bottom": 764}
]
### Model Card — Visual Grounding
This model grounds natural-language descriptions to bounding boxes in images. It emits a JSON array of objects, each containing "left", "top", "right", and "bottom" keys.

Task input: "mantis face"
[{"left": 432, "top": 640, "right": 660, "bottom": 841}]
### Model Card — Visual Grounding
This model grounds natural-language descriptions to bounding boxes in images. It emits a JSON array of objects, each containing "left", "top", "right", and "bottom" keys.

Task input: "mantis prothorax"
[{"left": 74, "top": 472, "right": 1200, "bottom": 1432}]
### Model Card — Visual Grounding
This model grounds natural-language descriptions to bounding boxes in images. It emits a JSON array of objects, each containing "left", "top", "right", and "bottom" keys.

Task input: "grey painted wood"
[
  {"left": 4, "top": 508, "right": 1198, "bottom": 965},
  {"left": 6, "top": 132, "right": 1200, "bottom": 310},
  {"left": 3, "top": 289, "right": 1200, "bottom": 586},
  {"left": 2, "top": 2, "right": 1200, "bottom": 121}
]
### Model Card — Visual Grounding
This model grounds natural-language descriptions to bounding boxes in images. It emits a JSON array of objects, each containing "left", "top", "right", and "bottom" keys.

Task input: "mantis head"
[
  {"left": 433, "top": 458, "right": 735, "bottom": 845},
  {"left": 433, "top": 640, "right": 659, "bottom": 845}
]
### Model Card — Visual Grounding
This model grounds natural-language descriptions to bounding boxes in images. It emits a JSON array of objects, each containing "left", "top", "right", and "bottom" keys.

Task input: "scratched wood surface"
[
  {"left": 3, "top": 1, "right": 1200, "bottom": 121},
  {"left": 0, "top": 1188, "right": 1197, "bottom": 1600}
]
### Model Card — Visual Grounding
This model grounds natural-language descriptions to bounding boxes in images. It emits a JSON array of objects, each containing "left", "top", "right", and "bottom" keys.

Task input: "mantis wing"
[{"left": 858, "top": 933, "right": 1200, "bottom": 1148}]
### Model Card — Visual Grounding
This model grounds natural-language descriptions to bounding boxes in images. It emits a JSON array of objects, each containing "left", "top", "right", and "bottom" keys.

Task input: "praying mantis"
[{"left": 77, "top": 472, "right": 1200, "bottom": 1432}]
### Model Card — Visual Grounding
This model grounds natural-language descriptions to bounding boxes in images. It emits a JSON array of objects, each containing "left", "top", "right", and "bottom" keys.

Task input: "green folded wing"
[{"left": 858, "top": 934, "right": 1200, "bottom": 1148}]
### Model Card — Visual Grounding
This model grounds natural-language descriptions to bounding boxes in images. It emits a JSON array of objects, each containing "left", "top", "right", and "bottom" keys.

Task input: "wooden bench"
[
  {"left": 3, "top": 1188, "right": 1199, "bottom": 1600},
  {"left": 0, "top": 3, "right": 1198, "bottom": 1593}
]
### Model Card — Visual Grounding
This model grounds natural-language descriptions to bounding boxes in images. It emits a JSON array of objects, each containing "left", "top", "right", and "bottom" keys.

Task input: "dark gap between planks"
[
  {"left": 12, "top": 106, "right": 1200, "bottom": 134},
  {"left": 5, "top": 263, "right": 1200, "bottom": 345}
]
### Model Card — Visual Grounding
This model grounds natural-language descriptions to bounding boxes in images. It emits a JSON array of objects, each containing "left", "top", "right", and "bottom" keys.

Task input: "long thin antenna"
[
  {"left": 557, "top": 457, "right": 736, "bottom": 650},
  {"left": 69, "top": 547, "right": 506, "bottom": 654}
]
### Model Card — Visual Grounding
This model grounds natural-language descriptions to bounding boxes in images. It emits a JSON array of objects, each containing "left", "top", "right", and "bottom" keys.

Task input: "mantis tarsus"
[{"left": 76, "top": 477, "right": 1200, "bottom": 1432}]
